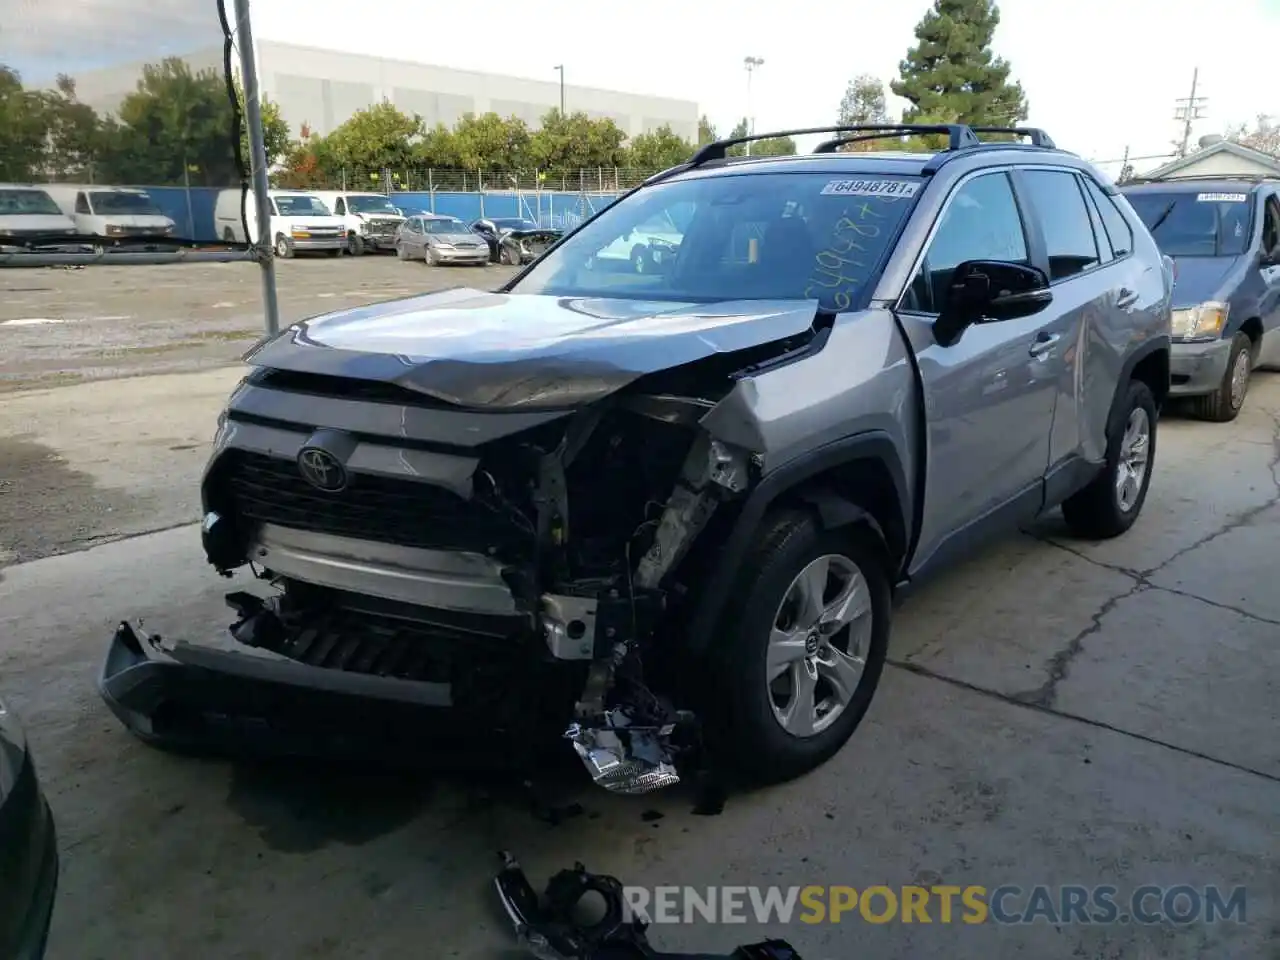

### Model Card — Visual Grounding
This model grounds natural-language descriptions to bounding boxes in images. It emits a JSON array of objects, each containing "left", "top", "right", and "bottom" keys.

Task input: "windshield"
[
  {"left": 348, "top": 195, "right": 400, "bottom": 215},
  {"left": 425, "top": 218, "right": 467, "bottom": 234},
  {"left": 274, "top": 195, "right": 332, "bottom": 216},
  {"left": 492, "top": 218, "right": 540, "bottom": 231},
  {"left": 90, "top": 191, "right": 162, "bottom": 215},
  {"left": 510, "top": 172, "right": 923, "bottom": 309},
  {"left": 0, "top": 189, "right": 62, "bottom": 216},
  {"left": 1126, "top": 190, "right": 1252, "bottom": 257}
]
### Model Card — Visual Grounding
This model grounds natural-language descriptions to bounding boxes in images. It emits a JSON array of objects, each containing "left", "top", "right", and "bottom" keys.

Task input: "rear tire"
[
  {"left": 1061, "top": 379, "right": 1157, "bottom": 540},
  {"left": 707, "top": 509, "right": 890, "bottom": 785},
  {"left": 1192, "top": 333, "right": 1251, "bottom": 422}
]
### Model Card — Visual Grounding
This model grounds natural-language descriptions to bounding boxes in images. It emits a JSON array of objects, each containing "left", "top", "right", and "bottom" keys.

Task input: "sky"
[{"left": 2, "top": 0, "right": 1277, "bottom": 176}]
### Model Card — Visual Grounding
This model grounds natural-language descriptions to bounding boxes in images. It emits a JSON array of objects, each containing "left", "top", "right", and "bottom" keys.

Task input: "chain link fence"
[{"left": 273, "top": 166, "right": 667, "bottom": 194}]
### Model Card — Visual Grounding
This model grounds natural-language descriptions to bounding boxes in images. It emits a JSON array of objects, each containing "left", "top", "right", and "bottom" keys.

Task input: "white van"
[
  {"left": 44, "top": 185, "right": 176, "bottom": 241},
  {"left": 213, "top": 188, "right": 345, "bottom": 257},
  {"left": 0, "top": 184, "right": 78, "bottom": 243},
  {"left": 312, "top": 190, "right": 406, "bottom": 255}
]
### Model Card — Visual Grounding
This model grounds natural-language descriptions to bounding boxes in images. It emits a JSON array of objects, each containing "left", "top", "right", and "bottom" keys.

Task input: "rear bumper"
[{"left": 1169, "top": 337, "right": 1232, "bottom": 396}]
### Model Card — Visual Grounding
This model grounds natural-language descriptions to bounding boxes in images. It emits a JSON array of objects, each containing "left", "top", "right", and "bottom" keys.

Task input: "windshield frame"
[
  {"left": 505, "top": 169, "right": 926, "bottom": 308},
  {"left": 424, "top": 217, "right": 468, "bottom": 234},
  {"left": 272, "top": 194, "right": 333, "bottom": 217},
  {"left": 1125, "top": 188, "right": 1255, "bottom": 258},
  {"left": 0, "top": 189, "right": 63, "bottom": 216},
  {"left": 89, "top": 190, "right": 163, "bottom": 216},
  {"left": 348, "top": 195, "right": 400, "bottom": 215}
]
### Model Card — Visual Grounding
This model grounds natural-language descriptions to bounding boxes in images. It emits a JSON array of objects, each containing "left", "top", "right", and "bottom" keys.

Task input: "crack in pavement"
[{"left": 886, "top": 657, "right": 1280, "bottom": 785}]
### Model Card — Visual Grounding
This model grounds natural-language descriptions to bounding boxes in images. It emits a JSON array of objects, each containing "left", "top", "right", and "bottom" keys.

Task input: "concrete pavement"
[{"left": 0, "top": 372, "right": 1277, "bottom": 958}]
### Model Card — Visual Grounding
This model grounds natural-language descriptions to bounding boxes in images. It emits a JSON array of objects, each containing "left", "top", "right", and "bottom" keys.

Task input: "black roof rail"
[
  {"left": 967, "top": 126, "right": 1057, "bottom": 149},
  {"left": 809, "top": 125, "right": 979, "bottom": 154},
  {"left": 690, "top": 124, "right": 982, "bottom": 164},
  {"left": 1124, "top": 173, "right": 1277, "bottom": 185}
]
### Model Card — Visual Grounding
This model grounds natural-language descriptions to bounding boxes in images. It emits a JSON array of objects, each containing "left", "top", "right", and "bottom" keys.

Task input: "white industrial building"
[{"left": 42, "top": 41, "right": 700, "bottom": 144}]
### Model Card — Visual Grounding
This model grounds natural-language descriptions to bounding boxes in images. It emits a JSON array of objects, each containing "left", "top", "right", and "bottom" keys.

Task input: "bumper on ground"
[
  {"left": 96, "top": 621, "right": 532, "bottom": 770},
  {"left": 1169, "top": 337, "right": 1232, "bottom": 396}
]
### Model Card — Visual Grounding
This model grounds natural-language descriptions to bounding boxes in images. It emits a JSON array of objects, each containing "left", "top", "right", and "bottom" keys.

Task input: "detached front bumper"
[
  {"left": 96, "top": 621, "right": 489, "bottom": 765},
  {"left": 1169, "top": 337, "right": 1232, "bottom": 396}
]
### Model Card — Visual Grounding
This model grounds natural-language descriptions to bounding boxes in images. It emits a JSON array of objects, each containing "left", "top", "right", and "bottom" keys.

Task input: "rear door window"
[
  {"left": 1083, "top": 178, "right": 1133, "bottom": 257},
  {"left": 1021, "top": 170, "right": 1100, "bottom": 281}
]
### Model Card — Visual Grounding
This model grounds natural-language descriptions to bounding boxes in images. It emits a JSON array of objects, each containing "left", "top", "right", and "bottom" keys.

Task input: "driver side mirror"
[
  {"left": 934, "top": 260, "right": 1053, "bottom": 346},
  {"left": 1261, "top": 244, "right": 1280, "bottom": 267}
]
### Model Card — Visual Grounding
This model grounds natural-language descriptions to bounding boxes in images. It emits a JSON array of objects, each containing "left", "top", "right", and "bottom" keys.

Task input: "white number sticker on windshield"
[
  {"left": 1196, "top": 193, "right": 1247, "bottom": 202},
  {"left": 821, "top": 179, "right": 920, "bottom": 198}
]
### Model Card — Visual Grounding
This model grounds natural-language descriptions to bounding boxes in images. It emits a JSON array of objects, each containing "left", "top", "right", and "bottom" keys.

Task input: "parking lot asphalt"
[
  {"left": 0, "top": 267, "right": 1277, "bottom": 958},
  {"left": 0, "top": 257, "right": 520, "bottom": 393}
]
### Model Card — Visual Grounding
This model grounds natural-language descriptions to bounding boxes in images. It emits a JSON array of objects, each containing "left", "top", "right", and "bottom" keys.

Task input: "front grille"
[
  {"left": 220, "top": 450, "right": 530, "bottom": 556},
  {"left": 271, "top": 602, "right": 514, "bottom": 684},
  {"left": 251, "top": 368, "right": 453, "bottom": 408}
]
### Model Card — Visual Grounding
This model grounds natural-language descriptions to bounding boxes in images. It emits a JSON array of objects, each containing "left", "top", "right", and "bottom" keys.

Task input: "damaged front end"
[{"left": 100, "top": 291, "right": 828, "bottom": 792}]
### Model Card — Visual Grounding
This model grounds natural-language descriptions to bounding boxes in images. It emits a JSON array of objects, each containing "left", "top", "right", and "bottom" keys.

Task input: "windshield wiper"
[{"left": 1146, "top": 200, "right": 1178, "bottom": 234}]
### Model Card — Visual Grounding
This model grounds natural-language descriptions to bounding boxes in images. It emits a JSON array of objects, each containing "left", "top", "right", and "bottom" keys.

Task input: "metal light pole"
[
  {"left": 234, "top": 0, "right": 281, "bottom": 336},
  {"left": 554, "top": 65, "right": 565, "bottom": 115},
  {"left": 743, "top": 56, "right": 764, "bottom": 157}
]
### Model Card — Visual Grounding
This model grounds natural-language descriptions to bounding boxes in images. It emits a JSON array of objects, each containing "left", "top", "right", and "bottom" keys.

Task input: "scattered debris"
[{"left": 494, "top": 851, "right": 805, "bottom": 959}]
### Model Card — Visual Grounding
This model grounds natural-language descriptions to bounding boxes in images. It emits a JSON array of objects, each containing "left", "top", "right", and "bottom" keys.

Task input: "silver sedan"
[{"left": 394, "top": 214, "right": 490, "bottom": 266}]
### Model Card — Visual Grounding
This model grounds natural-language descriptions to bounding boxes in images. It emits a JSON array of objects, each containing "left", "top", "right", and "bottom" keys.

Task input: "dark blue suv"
[{"left": 1121, "top": 178, "right": 1280, "bottom": 420}]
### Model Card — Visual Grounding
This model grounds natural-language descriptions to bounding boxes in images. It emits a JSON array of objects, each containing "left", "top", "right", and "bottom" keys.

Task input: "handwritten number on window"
[{"left": 806, "top": 200, "right": 887, "bottom": 310}]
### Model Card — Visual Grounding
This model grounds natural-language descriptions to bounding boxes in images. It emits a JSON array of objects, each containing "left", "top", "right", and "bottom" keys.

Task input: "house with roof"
[{"left": 1142, "top": 137, "right": 1280, "bottom": 180}]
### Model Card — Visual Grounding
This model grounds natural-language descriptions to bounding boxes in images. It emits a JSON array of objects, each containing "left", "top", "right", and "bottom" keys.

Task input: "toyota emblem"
[{"left": 297, "top": 447, "right": 347, "bottom": 492}]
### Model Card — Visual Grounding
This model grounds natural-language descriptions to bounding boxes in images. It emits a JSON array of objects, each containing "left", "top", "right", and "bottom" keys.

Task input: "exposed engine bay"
[{"left": 196, "top": 313, "right": 826, "bottom": 794}]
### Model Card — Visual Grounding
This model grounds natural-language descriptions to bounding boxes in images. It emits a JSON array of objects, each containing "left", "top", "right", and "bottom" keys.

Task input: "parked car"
[
  {"left": 213, "top": 189, "right": 344, "bottom": 257},
  {"left": 101, "top": 124, "right": 1171, "bottom": 797},
  {"left": 470, "top": 217, "right": 564, "bottom": 264},
  {"left": 313, "top": 191, "right": 406, "bottom": 255},
  {"left": 44, "top": 185, "right": 175, "bottom": 245},
  {"left": 0, "top": 695, "right": 58, "bottom": 959},
  {"left": 0, "top": 185, "right": 78, "bottom": 249},
  {"left": 393, "top": 213, "right": 489, "bottom": 265},
  {"left": 1120, "top": 177, "right": 1280, "bottom": 421}
]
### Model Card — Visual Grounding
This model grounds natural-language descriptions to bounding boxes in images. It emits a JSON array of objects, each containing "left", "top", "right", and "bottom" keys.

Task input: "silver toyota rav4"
[{"left": 101, "top": 124, "right": 1173, "bottom": 794}]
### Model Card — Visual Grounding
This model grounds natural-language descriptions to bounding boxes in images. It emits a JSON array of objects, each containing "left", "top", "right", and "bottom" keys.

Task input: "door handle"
[
  {"left": 1029, "top": 332, "right": 1060, "bottom": 358},
  {"left": 1117, "top": 288, "right": 1140, "bottom": 309}
]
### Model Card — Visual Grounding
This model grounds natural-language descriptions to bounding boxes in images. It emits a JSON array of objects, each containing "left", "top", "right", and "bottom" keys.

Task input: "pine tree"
[{"left": 891, "top": 0, "right": 1028, "bottom": 131}]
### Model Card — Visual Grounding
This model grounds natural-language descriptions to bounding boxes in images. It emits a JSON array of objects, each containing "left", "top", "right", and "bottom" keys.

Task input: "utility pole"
[
  {"left": 744, "top": 56, "right": 764, "bottom": 157},
  {"left": 1173, "top": 67, "right": 1209, "bottom": 158},
  {"left": 554, "top": 65, "right": 565, "bottom": 115}
]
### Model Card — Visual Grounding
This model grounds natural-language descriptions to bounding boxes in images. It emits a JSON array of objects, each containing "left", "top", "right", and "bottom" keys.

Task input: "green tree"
[
  {"left": 0, "top": 65, "right": 54, "bottom": 181},
  {"left": 236, "top": 81, "right": 291, "bottom": 170},
  {"left": 697, "top": 115, "right": 718, "bottom": 145},
  {"left": 325, "top": 101, "right": 423, "bottom": 172},
  {"left": 891, "top": 0, "right": 1028, "bottom": 148},
  {"left": 36, "top": 75, "right": 103, "bottom": 179},
  {"left": 836, "top": 74, "right": 891, "bottom": 152},
  {"left": 451, "top": 112, "right": 531, "bottom": 170},
  {"left": 724, "top": 118, "right": 796, "bottom": 157},
  {"left": 415, "top": 122, "right": 461, "bottom": 168},
  {"left": 529, "top": 109, "right": 628, "bottom": 172},
  {"left": 626, "top": 124, "right": 693, "bottom": 170},
  {"left": 99, "top": 57, "right": 243, "bottom": 186}
]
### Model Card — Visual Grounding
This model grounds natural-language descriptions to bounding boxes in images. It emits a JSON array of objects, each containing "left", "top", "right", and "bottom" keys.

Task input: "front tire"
[
  {"left": 425, "top": 247, "right": 439, "bottom": 266},
  {"left": 1061, "top": 379, "right": 1157, "bottom": 539},
  {"left": 708, "top": 510, "right": 890, "bottom": 785},
  {"left": 395, "top": 242, "right": 410, "bottom": 261},
  {"left": 274, "top": 234, "right": 294, "bottom": 259},
  {"left": 499, "top": 243, "right": 519, "bottom": 265},
  {"left": 347, "top": 232, "right": 365, "bottom": 256},
  {"left": 1193, "top": 333, "right": 1251, "bottom": 422}
]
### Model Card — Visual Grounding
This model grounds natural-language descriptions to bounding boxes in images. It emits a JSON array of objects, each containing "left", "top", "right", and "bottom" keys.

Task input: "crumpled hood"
[
  {"left": 245, "top": 286, "right": 821, "bottom": 409},
  {"left": 1170, "top": 256, "right": 1243, "bottom": 308}
]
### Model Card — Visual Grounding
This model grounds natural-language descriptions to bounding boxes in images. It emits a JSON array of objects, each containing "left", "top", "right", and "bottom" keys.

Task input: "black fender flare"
[
  {"left": 1109, "top": 335, "right": 1170, "bottom": 427},
  {"left": 683, "top": 430, "right": 910, "bottom": 656}
]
